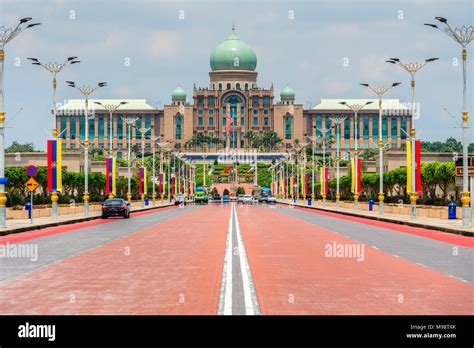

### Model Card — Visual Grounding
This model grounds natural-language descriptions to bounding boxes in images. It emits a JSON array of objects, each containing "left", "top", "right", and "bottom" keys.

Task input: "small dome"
[
  {"left": 171, "top": 86, "right": 186, "bottom": 99},
  {"left": 280, "top": 85, "right": 295, "bottom": 99},
  {"left": 210, "top": 27, "right": 257, "bottom": 71}
]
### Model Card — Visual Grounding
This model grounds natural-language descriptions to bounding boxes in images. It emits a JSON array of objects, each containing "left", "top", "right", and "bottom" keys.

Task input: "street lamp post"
[
  {"left": 136, "top": 126, "right": 152, "bottom": 207},
  {"left": 316, "top": 125, "right": 333, "bottom": 207},
  {"left": 339, "top": 101, "right": 373, "bottom": 209},
  {"left": 122, "top": 116, "right": 138, "bottom": 203},
  {"left": 329, "top": 116, "right": 346, "bottom": 207},
  {"left": 28, "top": 56, "right": 80, "bottom": 220},
  {"left": 66, "top": 81, "right": 107, "bottom": 216},
  {"left": 0, "top": 17, "right": 40, "bottom": 227},
  {"left": 386, "top": 57, "right": 438, "bottom": 219},
  {"left": 425, "top": 17, "right": 473, "bottom": 227},
  {"left": 360, "top": 83, "right": 401, "bottom": 215},
  {"left": 95, "top": 101, "right": 127, "bottom": 198}
]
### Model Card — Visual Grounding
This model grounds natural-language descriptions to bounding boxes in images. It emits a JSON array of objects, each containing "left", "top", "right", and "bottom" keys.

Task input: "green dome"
[
  {"left": 280, "top": 85, "right": 295, "bottom": 99},
  {"left": 210, "top": 29, "right": 257, "bottom": 71},
  {"left": 171, "top": 86, "right": 186, "bottom": 99}
]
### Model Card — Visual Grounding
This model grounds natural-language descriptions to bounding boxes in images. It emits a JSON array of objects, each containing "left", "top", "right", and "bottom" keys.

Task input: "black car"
[
  {"left": 212, "top": 193, "right": 221, "bottom": 202},
  {"left": 101, "top": 198, "right": 131, "bottom": 219}
]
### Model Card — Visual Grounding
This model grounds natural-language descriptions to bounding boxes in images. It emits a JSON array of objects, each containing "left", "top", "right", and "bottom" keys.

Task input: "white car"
[{"left": 242, "top": 195, "right": 253, "bottom": 204}]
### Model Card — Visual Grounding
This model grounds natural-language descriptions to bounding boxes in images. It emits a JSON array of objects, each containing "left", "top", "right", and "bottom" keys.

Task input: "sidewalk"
[
  {"left": 278, "top": 199, "right": 474, "bottom": 237},
  {"left": 0, "top": 201, "right": 174, "bottom": 236}
]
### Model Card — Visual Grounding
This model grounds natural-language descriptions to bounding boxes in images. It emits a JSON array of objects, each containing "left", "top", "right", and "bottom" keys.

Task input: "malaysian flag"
[{"left": 226, "top": 104, "right": 233, "bottom": 132}]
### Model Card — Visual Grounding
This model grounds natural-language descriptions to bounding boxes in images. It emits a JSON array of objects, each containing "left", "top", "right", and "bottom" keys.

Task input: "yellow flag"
[
  {"left": 320, "top": 168, "right": 323, "bottom": 195},
  {"left": 351, "top": 157, "right": 355, "bottom": 193},
  {"left": 406, "top": 140, "right": 412, "bottom": 193}
]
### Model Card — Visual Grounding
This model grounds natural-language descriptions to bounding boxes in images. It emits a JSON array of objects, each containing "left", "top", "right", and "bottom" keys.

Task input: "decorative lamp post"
[
  {"left": 28, "top": 56, "right": 80, "bottom": 219},
  {"left": 0, "top": 17, "right": 40, "bottom": 227},
  {"left": 425, "top": 17, "right": 473, "bottom": 227},
  {"left": 122, "top": 116, "right": 138, "bottom": 202},
  {"left": 329, "top": 116, "right": 346, "bottom": 207},
  {"left": 386, "top": 57, "right": 438, "bottom": 219},
  {"left": 339, "top": 101, "right": 373, "bottom": 209},
  {"left": 359, "top": 82, "right": 401, "bottom": 215},
  {"left": 66, "top": 81, "right": 107, "bottom": 216}
]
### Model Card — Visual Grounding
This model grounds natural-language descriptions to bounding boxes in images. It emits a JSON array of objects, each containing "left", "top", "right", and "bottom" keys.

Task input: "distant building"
[{"left": 55, "top": 26, "right": 411, "bottom": 154}]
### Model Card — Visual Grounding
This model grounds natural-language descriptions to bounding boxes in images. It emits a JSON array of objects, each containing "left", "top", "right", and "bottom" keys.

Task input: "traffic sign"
[
  {"left": 26, "top": 165, "right": 38, "bottom": 177},
  {"left": 25, "top": 177, "right": 39, "bottom": 192}
]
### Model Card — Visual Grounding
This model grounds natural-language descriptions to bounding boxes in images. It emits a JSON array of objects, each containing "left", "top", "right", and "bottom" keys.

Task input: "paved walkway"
[
  {"left": 278, "top": 199, "right": 474, "bottom": 236},
  {"left": 0, "top": 201, "right": 174, "bottom": 236}
]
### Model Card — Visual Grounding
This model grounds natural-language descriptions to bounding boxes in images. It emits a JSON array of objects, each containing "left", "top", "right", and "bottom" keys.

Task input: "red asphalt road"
[
  {"left": 237, "top": 205, "right": 474, "bottom": 315},
  {"left": 0, "top": 205, "right": 230, "bottom": 314}
]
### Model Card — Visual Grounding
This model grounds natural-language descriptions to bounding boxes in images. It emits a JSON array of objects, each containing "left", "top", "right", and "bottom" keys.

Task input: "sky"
[{"left": 0, "top": 0, "right": 473, "bottom": 150}]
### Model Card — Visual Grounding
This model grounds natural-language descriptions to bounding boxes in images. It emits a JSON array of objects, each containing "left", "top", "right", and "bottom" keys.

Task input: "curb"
[
  {"left": 0, "top": 203, "right": 174, "bottom": 237},
  {"left": 277, "top": 201, "right": 474, "bottom": 237}
]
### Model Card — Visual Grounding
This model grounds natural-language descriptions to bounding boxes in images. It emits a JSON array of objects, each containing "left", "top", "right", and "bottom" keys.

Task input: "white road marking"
[
  {"left": 218, "top": 203, "right": 234, "bottom": 315},
  {"left": 233, "top": 203, "right": 260, "bottom": 315}
]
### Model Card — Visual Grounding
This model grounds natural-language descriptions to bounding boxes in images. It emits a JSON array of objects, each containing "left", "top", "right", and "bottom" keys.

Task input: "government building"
[{"left": 56, "top": 26, "right": 412, "bottom": 158}]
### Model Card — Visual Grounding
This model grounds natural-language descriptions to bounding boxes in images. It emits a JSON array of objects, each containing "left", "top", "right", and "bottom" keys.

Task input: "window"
[
  {"left": 212, "top": 84, "right": 215, "bottom": 90},
  {"left": 198, "top": 109, "right": 203, "bottom": 115},
  {"left": 218, "top": 83, "right": 222, "bottom": 91},
  {"left": 253, "top": 109, "right": 258, "bottom": 115},
  {"left": 264, "top": 117, "right": 269, "bottom": 126},
  {"left": 401, "top": 116, "right": 407, "bottom": 139},
  {"left": 89, "top": 117, "right": 95, "bottom": 140},
  {"left": 391, "top": 116, "right": 397, "bottom": 139},
  {"left": 240, "top": 107, "right": 244, "bottom": 114},
  {"left": 372, "top": 116, "right": 378, "bottom": 139},
  {"left": 252, "top": 97, "right": 259, "bottom": 105},
  {"left": 175, "top": 115, "right": 182, "bottom": 140},
  {"left": 134, "top": 117, "right": 141, "bottom": 138},
  {"left": 222, "top": 117, "right": 226, "bottom": 126},
  {"left": 240, "top": 117, "right": 244, "bottom": 125},
  {"left": 145, "top": 115, "right": 151, "bottom": 139},
  {"left": 263, "top": 96, "right": 270, "bottom": 105},
  {"left": 236, "top": 83, "right": 241, "bottom": 90},
  {"left": 198, "top": 117, "right": 203, "bottom": 126},
  {"left": 222, "top": 107, "right": 226, "bottom": 114},
  {"left": 245, "top": 83, "right": 248, "bottom": 91},
  {"left": 60, "top": 117, "right": 67, "bottom": 139},
  {"left": 253, "top": 117, "right": 258, "bottom": 126},
  {"left": 71, "top": 116, "right": 77, "bottom": 139},
  {"left": 363, "top": 115, "right": 369, "bottom": 140},
  {"left": 316, "top": 116, "right": 322, "bottom": 138},
  {"left": 117, "top": 119, "right": 123, "bottom": 140},
  {"left": 382, "top": 117, "right": 388, "bottom": 139},
  {"left": 264, "top": 109, "right": 269, "bottom": 115},
  {"left": 209, "top": 110, "right": 214, "bottom": 116},
  {"left": 208, "top": 96, "right": 215, "bottom": 105},
  {"left": 117, "top": 152, "right": 122, "bottom": 159},
  {"left": 285, "top": 115, "right": 292, "bottom": 140},
  {"left": 198, "top": 97, "right": 203, "bottom": 104},
  {"left": 226, "top": 83, "right": 231, "bottom": 90},
  {"left": 209, "top": 117, "right": 214, "bottom": 126},
  {"left": 98, "top": 116, "right": 104, "bottom": 140},
  {"left": 344, "top": 118, "right": 350, "bottom": 140},
  {"left": 79, "top": 116, "right": 85, "bottom": 139}
]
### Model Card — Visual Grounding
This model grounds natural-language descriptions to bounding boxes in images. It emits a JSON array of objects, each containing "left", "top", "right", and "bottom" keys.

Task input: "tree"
[
  {"left": 236, "top": 187, "right": 245, "bottom": 195},
  {"left": 434, "top": 162, "right": 455, "bottom": 200},
  {"left": 5, "top": 141, "right": 36, "bottom": 153},
  {"left": 223, "top": 188, "right": 230, "bottom": 196}
]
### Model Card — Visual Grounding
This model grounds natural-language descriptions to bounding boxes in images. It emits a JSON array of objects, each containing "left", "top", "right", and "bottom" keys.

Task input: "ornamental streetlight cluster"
[
  {"left": 425, "top": 17, "right": 473, "bottom": 228},
  {"left": 0, "top": 17, "right": 41, "bottom": 227},
  {"left": 360, "top": 82, "right": 401, "bottom": 215},
  {"left": 66, "top": 81, "right": 107, "bottom": 216}
]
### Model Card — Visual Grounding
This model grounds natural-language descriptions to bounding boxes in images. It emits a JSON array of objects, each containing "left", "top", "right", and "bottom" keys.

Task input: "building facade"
[{"left": 56, "top": 27, "right": 411, "bottom": 154}]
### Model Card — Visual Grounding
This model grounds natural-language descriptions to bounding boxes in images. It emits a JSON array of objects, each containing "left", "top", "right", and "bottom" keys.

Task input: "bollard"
[{"left": 24, "top": 202, "right": 32, "bottom": 219}]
